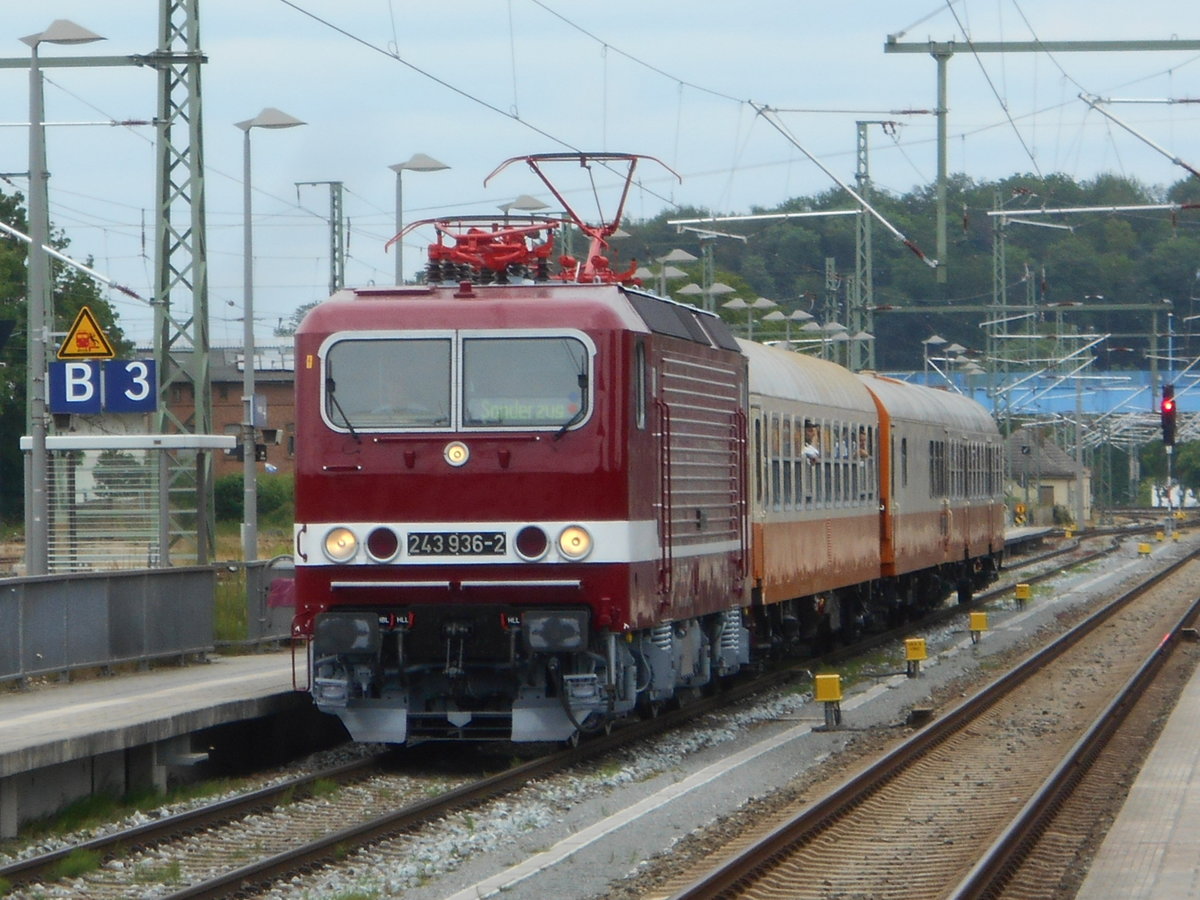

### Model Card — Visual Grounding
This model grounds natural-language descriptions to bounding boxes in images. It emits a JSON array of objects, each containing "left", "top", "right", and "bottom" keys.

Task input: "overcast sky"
[{"left": 3, "top": 1, "right": 1199, "bottom": 349}]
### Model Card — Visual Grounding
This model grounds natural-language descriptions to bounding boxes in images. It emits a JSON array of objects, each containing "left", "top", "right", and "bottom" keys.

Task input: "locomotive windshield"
[
  {"left": 325, "top": 337, "right": 452, "bottom": 428},
  {"left": 322, "top": 332, "right": 591, "bottom": 433},
  {"left": 462, "top": 336, "right": 587, "bottom": 427}
]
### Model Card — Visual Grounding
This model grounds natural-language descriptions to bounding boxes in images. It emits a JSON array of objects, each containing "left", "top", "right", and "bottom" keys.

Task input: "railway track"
[
  {"left": 659, "top": 549, "right": 1200, "bottom": 900},
  {"left": 0, "top": 531, "right": 1143, "bottom": 898},
  {"left": 0, "top": 753, "right": 391, "bottom": 890}
]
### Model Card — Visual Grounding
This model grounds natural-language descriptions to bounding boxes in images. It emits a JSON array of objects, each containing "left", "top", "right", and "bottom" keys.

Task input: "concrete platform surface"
[
  {"left": 0, "top": 651, "right": 300, "bottom": 778},
  {"left": 1075, "top": 658, "right": 1200, "bottom": 899}
]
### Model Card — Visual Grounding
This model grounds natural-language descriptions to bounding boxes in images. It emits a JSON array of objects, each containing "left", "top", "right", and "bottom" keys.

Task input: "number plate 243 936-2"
[{"left": 406, "top": 531, "right": 506, "bottom": 556}]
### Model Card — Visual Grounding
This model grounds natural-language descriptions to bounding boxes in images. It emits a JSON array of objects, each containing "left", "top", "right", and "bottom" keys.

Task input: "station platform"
[
  {"left": 1004, "top": 524, "right": 1054, "bottom": 554},
  {"left": 0, "top": 651, "right": 321, "bottom": 838},
  {"left": 1075, "top": 654, "right": 1200, "bottom": 898}
]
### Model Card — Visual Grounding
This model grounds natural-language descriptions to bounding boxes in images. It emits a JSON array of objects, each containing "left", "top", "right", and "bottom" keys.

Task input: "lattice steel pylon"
[{"left": 152, "top": 0, "right": 213, "bottom": 562}]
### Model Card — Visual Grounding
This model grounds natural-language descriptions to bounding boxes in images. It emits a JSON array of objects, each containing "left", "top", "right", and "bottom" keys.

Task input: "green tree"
[
  {"left": 92, "top": 449, "right": 143, "bottom": 505},
  {"left": 274, "top": 300, "right": 321, "bottom": 337}
]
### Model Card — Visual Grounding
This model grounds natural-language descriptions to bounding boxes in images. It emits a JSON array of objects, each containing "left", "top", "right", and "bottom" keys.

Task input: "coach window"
[
  {"left": 821, "top": 421, "right": 833, "bottom": 506},
  {"left": 770, "top": 414, "right": 782, "bottom": 510},
  {"left": 753, "top": 414, "right": 764, "bottom": 507},
  {"left": 930, "top": 439, "right": 948, "bottom": 498},
  {"left": 954, "top": 441, "right": 965, "bottom": 498},
  {"left": 837, "top": 422, "right": 850, "bottom": 505},
  {"left": 793, "top": 418, "right": 806, "bottom": 507},
  {"left": 855, "top": 425, "right": 872, "bottom": 503},
  {"left": 947, "top": 440, "right": 956, "bottom": 497},
  {"left": 463, "top": 335, "right": 589, "bottom": 428},
  {"left": 634, "top": 340, "right": 647, "bottom": 430},
  {"left": 325, "top": 337, "right": 451, "bottom": 430},
  {"left": 781, "top": 417, "right": 793, "bottom": 509}
]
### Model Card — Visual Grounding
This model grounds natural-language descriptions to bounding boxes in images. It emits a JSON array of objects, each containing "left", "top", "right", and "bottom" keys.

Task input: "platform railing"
[{"left": 0, "top": 566, "right": 215, "bottom": 686}]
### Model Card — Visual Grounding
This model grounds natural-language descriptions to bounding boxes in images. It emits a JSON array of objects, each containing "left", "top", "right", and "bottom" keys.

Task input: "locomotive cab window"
[
  {"left": 462, "top": 336, "right": 589, "bottom": 428},
  {"left": 320, "top": 331, "right": 592, "bottom": 434},
  {"left": 324, "top": 337, "right": 452, "bottom": 429}
]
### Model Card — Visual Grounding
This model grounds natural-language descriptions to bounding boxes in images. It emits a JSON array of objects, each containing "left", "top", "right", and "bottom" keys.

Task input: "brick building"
[{"left": 164, "top": 345, "right": 296, "bottom": 478}]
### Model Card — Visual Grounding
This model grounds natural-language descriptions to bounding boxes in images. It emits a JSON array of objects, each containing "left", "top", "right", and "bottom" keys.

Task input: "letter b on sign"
[{"left": 49, "top": 361, "right": 101, "bottom": 413}]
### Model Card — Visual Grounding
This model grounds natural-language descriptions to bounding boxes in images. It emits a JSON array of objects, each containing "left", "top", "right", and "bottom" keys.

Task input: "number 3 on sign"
[{"left": 105, "top": 360, "right": 156, "bottom": 412}]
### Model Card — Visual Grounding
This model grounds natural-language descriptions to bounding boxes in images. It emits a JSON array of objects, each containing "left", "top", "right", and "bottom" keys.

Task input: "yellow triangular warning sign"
[{"left": 57, "top": 306, "right": 116, "bottom": 360}]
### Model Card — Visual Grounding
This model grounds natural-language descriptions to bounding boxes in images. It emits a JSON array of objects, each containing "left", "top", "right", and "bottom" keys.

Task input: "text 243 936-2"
[{"left": 406, "top": 531, "right": 507, "bottom": 557}]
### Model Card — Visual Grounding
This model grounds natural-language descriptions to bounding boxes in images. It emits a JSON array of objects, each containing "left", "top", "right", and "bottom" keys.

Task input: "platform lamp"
[
  {"left": 22, "top": 19, "right": 105, "bottom": 576},
  {"left": 657, "top": 248, "right": 697, "bottom": 297},
  {"left": 748, "top": 297, "right": 779, "bottom": 341},
  {"left": 705, "top": 281, "right": 736, "bottom": 314},
  {"left": 721, "top": 297, "right": 749, "bottom": 336},
  {"left": 923, "top": 334, "right": 946, "bottom": 386},
  {"left": 236, "top": 107, "right": 305, "bottom": 563},
  {"left": 390, "top": 153, "right": 449, "bottom": 285},
  {"left": 499, "top": 194, "right": 549, "bottom": 214}
]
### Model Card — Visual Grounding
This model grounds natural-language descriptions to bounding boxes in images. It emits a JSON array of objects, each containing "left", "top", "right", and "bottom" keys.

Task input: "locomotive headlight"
[
  {"left": 443, "top": 440, "right": 470, "bottom": 467},
  {"left": 557, "top": 525, "right": 593, "bottom": 560},
  {"left": 323, "top": 526, "right": 358, "bottom": 562}
]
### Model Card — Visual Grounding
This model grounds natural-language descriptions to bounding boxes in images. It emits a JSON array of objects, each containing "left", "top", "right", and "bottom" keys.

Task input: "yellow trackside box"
[
  {"left": 1015, "top": 583, "right": 1031, "bottom": 603},
  {"left": 969, "top": 611, "right": 988, "bottom": 633},
  {"left": 814, "top": 673, "right": 843, "bottom": 703},
  {"left": 905, "top": 638, "right": 927, "bottom": 662}
]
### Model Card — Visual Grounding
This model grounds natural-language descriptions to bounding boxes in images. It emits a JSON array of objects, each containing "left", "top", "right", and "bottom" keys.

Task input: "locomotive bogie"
[{"left": 308, "top": 601, "right": 749, "bottom": 743}]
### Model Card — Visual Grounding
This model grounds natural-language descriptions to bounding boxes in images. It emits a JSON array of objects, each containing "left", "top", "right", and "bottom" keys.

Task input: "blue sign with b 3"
[{"left": 49, "top": 359, "right": 157, "bottom": 414}]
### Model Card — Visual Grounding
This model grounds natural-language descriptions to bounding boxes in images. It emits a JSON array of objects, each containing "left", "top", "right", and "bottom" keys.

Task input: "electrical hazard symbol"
[{"left": 57, "top": 305, "right": 116, "bottom": 360}]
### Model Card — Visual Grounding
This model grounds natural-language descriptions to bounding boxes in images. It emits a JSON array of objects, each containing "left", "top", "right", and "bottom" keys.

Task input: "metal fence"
[
  {"left": 237, "top": 556, "right": 296, "bottom": 644},
  {"left": 0, "top": 566, "right": 215, "bottom": 685}
]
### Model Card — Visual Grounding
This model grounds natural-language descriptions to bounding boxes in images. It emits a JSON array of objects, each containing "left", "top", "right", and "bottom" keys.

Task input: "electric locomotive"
[
  {"left": 292, "top": 154, "right": 751, "bottom": 743},
  {"left": 291, "top": 152, "right": 1005, "bottom": 745}
]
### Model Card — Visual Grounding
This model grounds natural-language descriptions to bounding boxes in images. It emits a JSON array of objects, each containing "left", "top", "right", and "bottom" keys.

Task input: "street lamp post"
[
  {"left": 499, "top": 194, "right": 549, "bottom": 215},
  {"left": 389, "top": 153, "right": 449, "bottom": 285},
  {"left": 235, "top": 107, "right": 304, "bottom": 563},
  {"left": 721, "top": 297, "right": 748, "bottom": 336},
  {"left": 923, "top": 334, "right": 946, "bottom": 386},
  {"left": 748, "top": 297, "right": 778, "bottom": 341},
  {"left": 22, "top": 19, "right": 105, "bottom": 576},
  {"left": 656, "top": 248, "right": 697, "bottom": 296}
]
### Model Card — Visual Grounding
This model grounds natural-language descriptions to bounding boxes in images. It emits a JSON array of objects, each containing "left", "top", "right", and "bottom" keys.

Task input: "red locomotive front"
[{"left": 291, "top": 155, "right": 750, "bottom": 743}]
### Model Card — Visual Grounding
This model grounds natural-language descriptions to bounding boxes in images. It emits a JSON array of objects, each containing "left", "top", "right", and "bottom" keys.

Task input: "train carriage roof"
[
  {"left": 738, "top": 339, "right": 878, "bottom": 415},
  {"left": 858, "top": 372, "right": 999, "bottom": 438}
]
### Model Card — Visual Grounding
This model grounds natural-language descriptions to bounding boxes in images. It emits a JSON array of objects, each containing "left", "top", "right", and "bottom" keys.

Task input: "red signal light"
[{"left": 1162, "top": 384, "right": 1177, "bottom": 445}]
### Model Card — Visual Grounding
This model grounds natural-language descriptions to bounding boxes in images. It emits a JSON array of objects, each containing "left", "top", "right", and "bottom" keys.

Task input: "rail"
[{"left": 666, "top": 546, "right": 1200, "bottom": 899}]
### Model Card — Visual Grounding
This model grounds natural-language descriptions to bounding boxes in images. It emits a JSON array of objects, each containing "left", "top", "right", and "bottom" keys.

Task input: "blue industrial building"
[{"left": 892, "top": 370, "right": 1196, "bottom": 418}]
